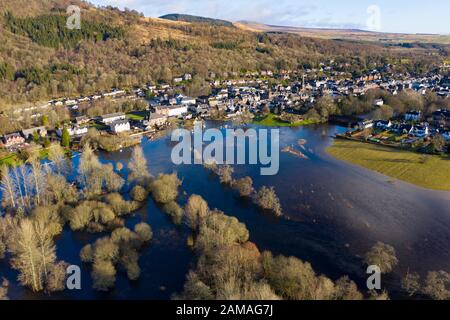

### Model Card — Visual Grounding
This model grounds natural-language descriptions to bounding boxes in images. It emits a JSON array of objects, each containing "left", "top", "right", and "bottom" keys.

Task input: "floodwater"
[{"left": 1, "top": 122, "right": 449, "bottom": 299}]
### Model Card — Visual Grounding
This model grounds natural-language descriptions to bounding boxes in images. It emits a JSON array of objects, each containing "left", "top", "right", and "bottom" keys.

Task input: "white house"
[
  {"left": 409, "top": 124, "right": 429, "bottom": 137},
  {"left": 154, "top": 105, "right": 188, "bottom": 118},
  {"left": 57, "top": 126, "right": 88, "bottom": 137},
  {"left": 358, "top": 120, "right": 374, "bottom": 130},
  {"left": 180, "top": 96, "right": 196, "bottom": 105},
  {"left": 375, "top": 120, "right": 392, "bottom": 130},
  {"left": 405, "top": 111, "right": 422, "bottom": 121},
  {"left": 103, "top": 90, "right": 125, "bottom": 98},
  {"left": 144, "top": 113, "right": 168, "bottom": 129},
  {"left": 101, "top": 112, "right": 126, "bottom": 124},
  {"left": 374, "top": 99, "right": 384, "bottom": 106},
  {"left": 109, "top": 120, "right": 131, "bottom": 133}
]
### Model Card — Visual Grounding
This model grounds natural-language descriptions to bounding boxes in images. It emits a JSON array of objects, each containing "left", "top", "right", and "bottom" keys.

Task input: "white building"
[
  {"left": 180, "top": 96, "right": 196, "bottom": 105},
  {"left": 57, "top": 126, "right": 88, "bottom": 137},
  {"left": 358, "top": 120, "right": 374, "bottom": 130},
  {"left": 101, "top": 112, "right": 126, "bottom": 124},
  {"left": 109, "top": 120, "right": 131, "bottom": 133},
  {"left": 409, "top": 124, "right": 429, "bottom": 137},
  {"left": 155, "top": 105, "right": 188, "bottom": 118},
  {"left": 405, "top": 111, "right": 422, "bottom": 121},
  {"left": 374, "top": 99, "right": 384, "bottom": 106},
  {"left": 145, "top": 113, "right": 168, "bottom": 129}
]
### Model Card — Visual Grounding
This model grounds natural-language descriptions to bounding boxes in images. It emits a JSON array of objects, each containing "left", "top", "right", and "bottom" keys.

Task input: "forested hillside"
[
  {"left": 0, "top": 0, "right": 448, "bottom": 109},
  {"left": 160, "top": 13, "right": 233, "bottom": 27}
]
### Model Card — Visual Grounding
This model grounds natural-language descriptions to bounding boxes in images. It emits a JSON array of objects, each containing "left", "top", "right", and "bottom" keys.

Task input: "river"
[{"left": 1, "top": 122, "right": 449, "bottom": 299}]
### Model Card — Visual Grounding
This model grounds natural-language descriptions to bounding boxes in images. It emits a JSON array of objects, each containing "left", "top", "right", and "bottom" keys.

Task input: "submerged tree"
[
  {"left": 6, "top": 216, "right": 63, "bottom": 292},
  {"left": 82, "top": 223, "right": 152, "bottom": 290},
  {"left": 149, "top": 173, "right": 182, "bottom": 204},
  {"left": 253, "top": 186, "right": 282, "bottom": 217},
  {"left": 364, "top": 242, "right": 398, "bottom": 274},
  {"left": 402, "top": 271, "right": 421, "bottom": 297},
  {"left": 232, "top": 176, "right": 254, "bottom": 197},
  {"left": 185, "top": 194, "right": 210, "bottom": 231},
  {"left": 0, "top": 165, "right": 16, "bottom": 210},
  {"left": 423, "top": 270, "right": 450, "bottom": 300},
  {"left": 0, "top": 278, "right": 9, "bottom": 300},
  {"left": 162, "top": 201, "right": 184, "bottom": 225},
  {"left": 78, "top": 144, "right": 124, "bottom": 197},
  {"left": 48, "top": 143, "right": 68, "bottom": 175},
  {"left": 128, "top": 146, "right": 151, "bottom": 186}
]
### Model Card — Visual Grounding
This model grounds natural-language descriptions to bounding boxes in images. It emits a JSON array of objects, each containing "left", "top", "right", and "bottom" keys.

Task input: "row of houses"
[{"left": 1, "top": 126, "right": 48, "bottom": 148}]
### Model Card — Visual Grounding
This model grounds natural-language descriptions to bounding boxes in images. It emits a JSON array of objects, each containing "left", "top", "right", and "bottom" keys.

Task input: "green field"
[
  {"left": 253, "top": 113, "right": 318, "bottom": 127},
  {"left": 126, "top": 111, "right": 147, "bottom": 121},
  {"left": 327, "top": 140, "right": 450, "bottom": 191},
  {"left": 0, "top": 153, "right": 22, "bottom": 167}
]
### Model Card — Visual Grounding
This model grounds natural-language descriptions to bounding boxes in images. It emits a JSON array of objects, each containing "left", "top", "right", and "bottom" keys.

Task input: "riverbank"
[
  {"left": 253, "top": 113, "right": 319, "bottom": 127},
  {"left": 326, "top": 139, "right": 450, "bottom": 191}
]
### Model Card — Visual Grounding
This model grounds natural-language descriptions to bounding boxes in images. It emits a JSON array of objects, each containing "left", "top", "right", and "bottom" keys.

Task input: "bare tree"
[
  {"left": 128, "top": 146, "right": 151, "bottom": 186},
  {"left": 48, "top": 143, "right": 67, "bottom": 175},
  {"left": 0, "top": 166, "right": 16, "bottom": 209},
  {"left": 28, "top": 158, "right": 46, "bottom": 207},
  {"left": 8, "top": 219, "right": 44, "bottom": 292}
]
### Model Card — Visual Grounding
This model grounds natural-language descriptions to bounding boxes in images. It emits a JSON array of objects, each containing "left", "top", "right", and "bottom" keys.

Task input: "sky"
[{"left": 90, "top": 0, "right": 450, "bottom": 35}]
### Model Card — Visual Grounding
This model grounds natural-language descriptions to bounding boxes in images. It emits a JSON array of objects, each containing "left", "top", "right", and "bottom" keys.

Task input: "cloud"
[{"left": 90, "top": 0, "right": 448, "bottom": 33}]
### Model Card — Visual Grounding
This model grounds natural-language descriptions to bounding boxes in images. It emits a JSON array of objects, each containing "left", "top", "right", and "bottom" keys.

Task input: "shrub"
[
  {"left": 111, "top": 227, "right": 139, "bottom": 246},
  {"left": 217, "top": 165, "right": 234, "bottom": 185},
  {"left": 253, "top": 186, "right": 282, "bottom": 216},
  {"left": 162, "top": 201, "right": 184, "bottom": 225},
  {"left": 334, "top": 276, "right": 364, "bottom": 300},
  {"left": 0, "top": 278, "right": 9, "bottom": 300},
  {"left": 232, "top": 176, "right": 254, "bottom": 197},
  {"left": 179, "top": 271, "right": 214, "bottom": 300},
  {"left": 104, "top": 193, "right": 138, "bottom": 216},
  {"left": 185, "top": 195, "right": 209, "bottom": 230},
  {"left": 195, "top": 211, "right": 249, "bottom": 251},
  {"left": 364, "top": 242, "right": 398, "bottom": 273},
  {"left": 93, "top": 237, "right": 119, "bottom": 262},
  {"left": 68, "top": 201, "right": 120, "bottom": 231},
  {"left": 32, "top": 205, "right": 63, "bottom": 237},
  {"left": 134, "top": 222, "right": 153, "bottom": 243},
  {"left": 68, "top": 202, "right": 93, "bottom": 231},
  {"left": 120, "top": 249, "right": 141, "bottom": 281},
  {"left": 261, "top": 251, "right": 319, "bottom": 300},
  {"left": 80, "top": 244, "right": 94, "bottom": 263},
  {"left": 130, "top": 185, "right": 149, "bottom": 202},
  {"left": 46, "top": 262, "right": 69, "bottom": 292},
  {"left": 261, "top": 252, "right": 362, "bottom": 300},
  {"left": 92, "top": 259, "right": 116, "bottom": 291},
  {"left": 423, "top": 270, "right": 450, "bottom": 300},
  {"left": 149, "top": 173, "right": 181, "bottom": 204},
  {"left": 402, "top": 272, "right": 421, "bottom": 296}
]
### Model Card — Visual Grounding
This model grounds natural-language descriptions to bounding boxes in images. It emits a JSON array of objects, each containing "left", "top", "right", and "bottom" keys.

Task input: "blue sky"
[{"left": 91, "top": 0, "right": 450, "bottom": 34}]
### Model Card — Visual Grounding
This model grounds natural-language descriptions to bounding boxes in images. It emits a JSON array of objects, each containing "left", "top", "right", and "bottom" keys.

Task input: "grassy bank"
[
  {"left": 327, "top": 139, "right": 450, "bottom": 191},
  {"left": 253, "top": 113, "right": 319, "bottom": 127}
]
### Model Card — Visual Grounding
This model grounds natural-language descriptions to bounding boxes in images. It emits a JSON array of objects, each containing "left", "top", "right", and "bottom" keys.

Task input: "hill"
[
  {"left": 0, "top": 0, "right": 448, "bottom": 117},
  {"left": 235, "top": 21, "right": 450, "bottom": 45},
  {"left": 160, "top": 13, "right": 233, "bottom": 27}
]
